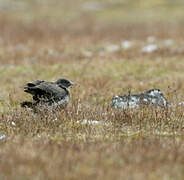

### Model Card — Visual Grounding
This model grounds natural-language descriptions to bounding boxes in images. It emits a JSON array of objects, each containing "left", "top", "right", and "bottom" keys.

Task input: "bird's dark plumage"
[
  {"left": 21, "top": 78, "right": 75, "bottom": 111},
  {"left": 111, "top": 89, "right": 167, "bottom": 109}
]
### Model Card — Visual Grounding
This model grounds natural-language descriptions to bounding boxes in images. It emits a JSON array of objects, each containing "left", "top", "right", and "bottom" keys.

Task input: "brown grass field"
[{"left": 0, "top": 0, "right": 184, "bottom": 179}]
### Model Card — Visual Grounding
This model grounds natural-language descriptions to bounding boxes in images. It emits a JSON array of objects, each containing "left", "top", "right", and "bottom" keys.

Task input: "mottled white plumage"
[{"left": 112, "top": 89, "right": 167, "bottom": 109}]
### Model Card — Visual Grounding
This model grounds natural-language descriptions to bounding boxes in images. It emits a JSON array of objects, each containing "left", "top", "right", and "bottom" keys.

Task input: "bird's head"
[
  {"left": 55, "top": 78, "right": 76, "bottom": 88},
  {"left": 144, "top": 89, "right": 162, "bottom": 97}
]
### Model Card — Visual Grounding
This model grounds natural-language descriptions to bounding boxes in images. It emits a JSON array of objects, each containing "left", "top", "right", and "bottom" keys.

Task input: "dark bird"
[
  {"left": 21, "top": 78, "right": 76, "bottom": 111},
  {"left": 111, "top": 89, "right": 167, "bottom": 109}
]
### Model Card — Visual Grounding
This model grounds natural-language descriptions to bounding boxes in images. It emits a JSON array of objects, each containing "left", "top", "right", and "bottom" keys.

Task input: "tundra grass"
[{"left": 0, "top": 0, "right": 184, "bottom": 180}]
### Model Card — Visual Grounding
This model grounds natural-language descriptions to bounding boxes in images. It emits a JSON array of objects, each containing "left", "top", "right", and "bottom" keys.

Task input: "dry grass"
[{"left": 0, "top": 0, "right": 184, "bottom": 179}]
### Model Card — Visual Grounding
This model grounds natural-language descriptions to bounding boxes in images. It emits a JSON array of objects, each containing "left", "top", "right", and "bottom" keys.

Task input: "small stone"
[
  {"left": 77, "top": 119, "right": 104, "bottom": 125},
  {"left": 0, "top": 134, "right": 6, "bottom": 140},
  {"left": 121, "top": 41, "right": 132, "bottom": 49},
  {"left": 141, "top": 44, "right": 158, "bottom": 53},
  {"left": 11, "top": 121, "right": 16, "bottom": 126},
  {"left": 178, "top": 101, "right": 184, "bottom": 106}
]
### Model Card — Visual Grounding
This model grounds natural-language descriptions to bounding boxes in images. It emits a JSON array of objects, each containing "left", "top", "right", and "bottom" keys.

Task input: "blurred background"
[
  {"left": 1, "top": 0, "right": 184, "bottom": 103},
  {"left": 1, "top": 0, "right": 184, "bottom": 24},
  {"left": 0, "top": 0, "right": 184, "bottom": 63}
]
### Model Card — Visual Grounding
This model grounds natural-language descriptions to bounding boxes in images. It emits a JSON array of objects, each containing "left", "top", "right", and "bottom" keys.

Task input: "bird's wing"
[
  {"left": 25, "top": 82, "right": 68, "bottom": 101},
  {"left": 23, "top": 80, "right": 45, "bottom": 95},
  {"left": 26, "top": 80, "right": 45, "bottom": 87}
]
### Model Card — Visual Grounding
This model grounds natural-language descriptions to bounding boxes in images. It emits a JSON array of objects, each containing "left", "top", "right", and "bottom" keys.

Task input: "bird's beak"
[{"left": 70, "top": 82, "right": 77, "bottom": 86}]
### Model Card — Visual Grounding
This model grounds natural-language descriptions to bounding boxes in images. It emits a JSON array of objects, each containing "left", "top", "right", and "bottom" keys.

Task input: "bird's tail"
[{"left": 20, "top": 101, "right": 34, "bottom": 108}]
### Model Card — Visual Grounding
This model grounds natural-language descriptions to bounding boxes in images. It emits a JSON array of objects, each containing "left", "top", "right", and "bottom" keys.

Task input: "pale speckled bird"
[
  {"left": 111, "top": 89, "right": 168, "bottom": 109},
  {"left": 21, "top": 78, "right": 76, "bottom": 111}
]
